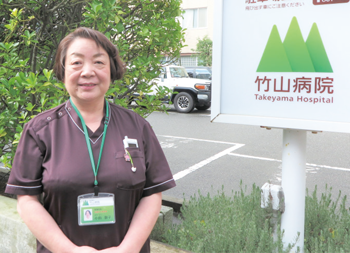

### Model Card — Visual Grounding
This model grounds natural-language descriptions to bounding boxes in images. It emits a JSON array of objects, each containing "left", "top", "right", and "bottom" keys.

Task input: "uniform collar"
[{"left": 65, "top": 99, "right": 110, "bottom": 144}]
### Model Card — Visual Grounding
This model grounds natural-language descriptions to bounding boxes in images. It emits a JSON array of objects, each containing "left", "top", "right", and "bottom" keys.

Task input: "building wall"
[{"left": 180, "top": 0, "right": 214, "bottom": 55}]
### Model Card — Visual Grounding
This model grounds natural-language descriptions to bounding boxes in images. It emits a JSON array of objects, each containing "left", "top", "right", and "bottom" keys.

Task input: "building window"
[
  {"left": 180, "top": 56, "right": 198, "bottom": 67},
  {"left": 182, "top": 8, "right": 207, "bottom": 29},
  {"left": 161, "top": 56, "right": 180, "bottom": 65}
]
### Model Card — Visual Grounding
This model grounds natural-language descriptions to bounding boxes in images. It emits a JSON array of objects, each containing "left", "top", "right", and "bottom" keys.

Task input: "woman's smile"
[
  {"left": 64, "top": 37, "right": 111, "bottom": 105},
  {"left": 79, "top": 83, "right": 97, "bottom": 88},
  {"left": 79, "top": 83, "right": 95, "bottom": 86}
]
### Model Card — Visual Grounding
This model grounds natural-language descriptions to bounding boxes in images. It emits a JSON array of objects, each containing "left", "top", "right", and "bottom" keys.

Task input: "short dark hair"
[{"left": 53, "top": 27, "right": 125, "bottom": 82}]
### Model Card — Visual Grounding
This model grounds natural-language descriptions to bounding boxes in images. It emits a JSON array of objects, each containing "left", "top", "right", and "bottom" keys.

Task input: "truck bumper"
[{"left": 196, "top": 90, "right": 211, "bottom": 105}]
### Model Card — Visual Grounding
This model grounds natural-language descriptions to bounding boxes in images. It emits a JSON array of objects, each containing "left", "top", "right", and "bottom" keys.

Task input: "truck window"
[
  {"left": 186, "top": 68, "right": 194, "bottom": 78},
  {"left": 195, "top": 69, "right": 211, "bottom": 80},
  {"left": 170, "top": 67, "right": 189, "bottom": 78},
  {"left": 159, "top": 67, "right": 167, "bottom": 79}
]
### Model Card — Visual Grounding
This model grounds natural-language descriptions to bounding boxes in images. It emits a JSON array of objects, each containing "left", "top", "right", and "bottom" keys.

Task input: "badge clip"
[{"left": 94, "top": 185, "right": 99, "bottom": 196}]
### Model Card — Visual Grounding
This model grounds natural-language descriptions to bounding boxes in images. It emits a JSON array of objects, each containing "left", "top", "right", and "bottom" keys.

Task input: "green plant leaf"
[
  {"left": 43, "top": 69, "right": 52, "bottom": 80},
  {"left": 25, "top": 103, "right": 35, "bottom": 111}
]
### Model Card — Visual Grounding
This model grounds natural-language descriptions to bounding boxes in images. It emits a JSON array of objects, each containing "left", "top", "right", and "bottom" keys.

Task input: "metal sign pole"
[{"left": 281, "top": 129, "right": 307, "bottom": 252}]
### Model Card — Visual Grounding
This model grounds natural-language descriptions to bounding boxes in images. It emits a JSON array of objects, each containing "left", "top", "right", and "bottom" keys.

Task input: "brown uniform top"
[{"left": 5, "top": 100, "right": 176, "bottom": 253}]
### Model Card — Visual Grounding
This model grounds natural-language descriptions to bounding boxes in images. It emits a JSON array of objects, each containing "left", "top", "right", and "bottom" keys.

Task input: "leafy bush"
[
  {"left": 154, "top": 184, "right": 294, "bottom": 253},
  {"left": 152, "top": 184, "right": 350, "bottom": 253},
  {"left": 192, "top": 36, "right": 212, "bottom": 67},
  {"left": 0, "top": 0, "right": 184, "bottom": 169},
  {"left": 0, "top": 42, "right": 68, "bottom": 168},
  {"left": 304, "top": 186, "right": 350, "bottom": 253}
]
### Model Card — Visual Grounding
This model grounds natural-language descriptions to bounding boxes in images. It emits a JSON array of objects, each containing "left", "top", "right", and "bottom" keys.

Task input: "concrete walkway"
[{"left": 151, "top": 240, "right": 191, "bottom": 253}]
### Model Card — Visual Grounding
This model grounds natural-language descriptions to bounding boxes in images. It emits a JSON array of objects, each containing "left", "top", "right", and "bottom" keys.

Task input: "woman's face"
[{"left": 64, "top": 38, "right": 111, "bottom": 105}]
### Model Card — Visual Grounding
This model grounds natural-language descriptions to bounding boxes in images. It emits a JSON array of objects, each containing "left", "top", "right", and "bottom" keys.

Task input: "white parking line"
[
  {"left": 228, "top": 153, "right": 281, "bottom": 162},
  {"left": 228, "top": 153, "right": 350, "bottom": 172},
  {"left": 173, "top": 144, "right": 245, "bottom": 181},
  {"left": 158, "top": 135, "right": 243, "bottom": 146},
  {"left": 158, "top": 135, "right": 350, "bottom": 182}
]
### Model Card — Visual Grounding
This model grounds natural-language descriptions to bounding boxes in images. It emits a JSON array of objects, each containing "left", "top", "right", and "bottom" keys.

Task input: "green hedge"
[{"left": 152, "top": 184, "right": 350, "bottom": 253}]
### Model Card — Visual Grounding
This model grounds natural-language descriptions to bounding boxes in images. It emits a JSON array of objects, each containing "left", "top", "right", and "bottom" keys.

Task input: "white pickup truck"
[{"left": 152, "top": 65, "right": 211, "bottom": 113}]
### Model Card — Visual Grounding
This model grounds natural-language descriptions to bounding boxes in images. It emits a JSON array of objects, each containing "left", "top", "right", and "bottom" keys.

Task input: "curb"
[
  {"left": 151, "top": 240, "right": 192, "bottom": 253},
  {"left": 152, "top": 195, "right": 192, "bottom": 253},
  {"left": 162, "top": 195, "right": 183, "bottom": 213}
]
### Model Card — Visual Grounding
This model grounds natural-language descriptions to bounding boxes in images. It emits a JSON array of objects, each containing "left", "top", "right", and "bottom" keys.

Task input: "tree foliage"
[
  {"left": 192, "top": 35, "right": 212, "bottom": 66},
  {"left": 0, "top": 0, "right": 185, "bottom": 168}
]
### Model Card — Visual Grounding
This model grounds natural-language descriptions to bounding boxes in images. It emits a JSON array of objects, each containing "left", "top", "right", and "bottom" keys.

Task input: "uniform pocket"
[{"left": 114, "top": 150, "right": 146, "bottom": 190}]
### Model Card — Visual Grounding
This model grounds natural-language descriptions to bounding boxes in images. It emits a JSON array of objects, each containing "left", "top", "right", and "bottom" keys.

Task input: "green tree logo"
[{"left": 257, "top": 17, "right": 333, "bottom": 73}]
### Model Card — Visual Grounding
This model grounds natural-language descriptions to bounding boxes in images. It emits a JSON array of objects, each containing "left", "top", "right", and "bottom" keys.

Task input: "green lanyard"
[{"left": 70, "top": 98, "right": 109, "bottom": 195}]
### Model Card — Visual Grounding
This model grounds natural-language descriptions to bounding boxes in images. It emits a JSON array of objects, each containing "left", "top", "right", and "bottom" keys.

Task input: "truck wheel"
[
  {"left": 195, "top": 103, "right": 211, "bottom": 111},
  {"left": 174, "top": 92, "right": 195, "bottom": 113}
]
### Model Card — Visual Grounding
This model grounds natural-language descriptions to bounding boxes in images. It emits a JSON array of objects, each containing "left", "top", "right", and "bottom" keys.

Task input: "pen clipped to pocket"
[{"left": 123, "top": 136, "right": 138, "bottom": 149}]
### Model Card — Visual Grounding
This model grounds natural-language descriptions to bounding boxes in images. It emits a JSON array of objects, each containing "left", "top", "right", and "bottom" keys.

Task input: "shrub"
[
  {"left": 0, "top": 0, "right": 184, "bottom": 169},
  {"left": 155, "top": 184, "right": 294, "bottom": 252},
  {"left": 304, "top": 186, "right": 350, "bottom": 253},
  {"left": 0, "top": 42, "right": 68, "bottom": 169},
  {"left": 153, "top": 184, "right": 350, "bottom": 253},
  {"left": 191, "top": 36, "right": 212, "bottom": 67}
]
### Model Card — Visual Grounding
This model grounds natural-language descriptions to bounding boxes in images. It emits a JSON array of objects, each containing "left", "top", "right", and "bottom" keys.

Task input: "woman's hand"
[
  {"left": 96, "top": 248, "right": 115, "bottom": 252},
  {"left": 71, "top": 246, "right": 99, "bottom": 253},
  {"left": 111, "top": 193, "right": 162, "bottom": 252},
  {"left": 97, "top": 247, "right": 123, "bottom": 253},
  {"left": 96, "top": 193, "right": 162, "bottom": 253},
  {"left": 17, "top": 195, "right": 90, "bottom": 253}
]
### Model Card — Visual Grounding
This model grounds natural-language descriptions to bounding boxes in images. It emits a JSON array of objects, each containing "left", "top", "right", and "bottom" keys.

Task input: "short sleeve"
[
  {"left": 142, "top": 122, "right": 176, "bottom": 197},
  {"left": 5, "top": 123, "right": 44, "bottom": 195}
]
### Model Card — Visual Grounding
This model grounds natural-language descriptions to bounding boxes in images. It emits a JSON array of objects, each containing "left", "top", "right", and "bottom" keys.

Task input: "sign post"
[
  {"left": 212, "top": 0, "right": 350, "bottom": 251},
  {"left": 281, "top": 129, "right": 306, "bottom": 252}
]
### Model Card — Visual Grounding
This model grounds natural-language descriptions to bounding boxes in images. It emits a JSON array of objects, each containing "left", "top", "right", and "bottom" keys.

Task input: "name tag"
[{"left": 77, "top": 193, "right": 115, "bottom": 226}]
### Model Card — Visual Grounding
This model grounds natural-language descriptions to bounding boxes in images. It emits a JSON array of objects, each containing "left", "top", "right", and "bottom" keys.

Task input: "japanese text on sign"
[
  {"left": 255, "top": 76, "right": 334, "bottom": 94},
  {"left": 245, "top": 0, "right": 305, "bottom": 10},
  {"left": 254, "top": 76, "right": 334, "bottom": 104}
]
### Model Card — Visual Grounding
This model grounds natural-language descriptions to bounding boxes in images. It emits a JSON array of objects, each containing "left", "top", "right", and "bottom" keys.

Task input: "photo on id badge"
[{"left": 84, "top": 209, "right": 93, "bottom": 221}]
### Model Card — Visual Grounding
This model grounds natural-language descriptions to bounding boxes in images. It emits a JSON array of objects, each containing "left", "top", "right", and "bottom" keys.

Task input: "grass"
[{"left": 151, "top": 183, "right": 350, "bottom": 253}]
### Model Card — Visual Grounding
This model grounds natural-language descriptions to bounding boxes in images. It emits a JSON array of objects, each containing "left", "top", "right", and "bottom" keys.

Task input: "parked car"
[
  {"left": 185, "top": 66, "right": 212, "bottom": 80},
  {"left": 151, "top": 65, "right": 211, "bottom": 113}
]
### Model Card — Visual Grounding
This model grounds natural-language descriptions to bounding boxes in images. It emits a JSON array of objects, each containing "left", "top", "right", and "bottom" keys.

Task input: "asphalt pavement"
[{"left": 147, "top": 107, "right": 350, "bottom": 202}]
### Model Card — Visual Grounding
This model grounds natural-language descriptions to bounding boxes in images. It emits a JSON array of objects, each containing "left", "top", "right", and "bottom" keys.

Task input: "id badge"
[{"left": 77, "top": 193, "right": 115, "bottom": 226}]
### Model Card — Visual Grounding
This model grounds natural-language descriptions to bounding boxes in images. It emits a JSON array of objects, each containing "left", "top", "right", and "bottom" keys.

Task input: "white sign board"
[{"left": 211, "top": 0, "right": 350, "bottom": 133}]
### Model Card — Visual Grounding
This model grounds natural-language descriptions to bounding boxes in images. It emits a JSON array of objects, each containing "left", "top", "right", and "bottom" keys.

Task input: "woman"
[{"left": 5, "top": 27, "right": 176, "bottom": 252}]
